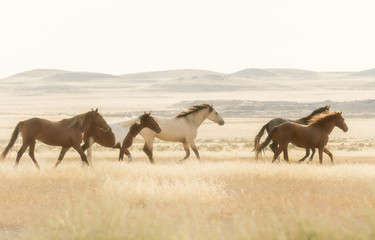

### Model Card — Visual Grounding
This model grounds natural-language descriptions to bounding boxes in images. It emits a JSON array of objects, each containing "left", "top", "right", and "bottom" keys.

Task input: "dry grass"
[
  {"left": 1, "top": 117, "right": 375, "bottom": 239},
  {"left": 1, "top": 156, "right": 375, "bottom": 239}
]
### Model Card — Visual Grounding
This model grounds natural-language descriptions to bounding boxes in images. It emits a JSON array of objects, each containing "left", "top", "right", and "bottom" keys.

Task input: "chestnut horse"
[
  {"left": 255, "top": 111, "right": 348, "bottom": 164},
  {"left": 253, "top": 105, "right": 330, "bottom": 163},
  {"left": 0, "top": 109, "right": 110, "bottom": 168},
  {"left": 139, "top": 104, "right": 225, "bottom": 163},
  {"left": 82, "top": 112, "right": 161, "bottom": 162}
]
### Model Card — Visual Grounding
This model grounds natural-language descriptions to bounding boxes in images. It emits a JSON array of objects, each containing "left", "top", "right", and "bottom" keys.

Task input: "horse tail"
[
  {"left": 255, "top": 126, "right": 278, "bottom": 159},
  {"left": 253, "top": 123, "right": 269, "bottom": 151},
  {"left": 1, "top": 121, "right": 23, "bottom": 160}
]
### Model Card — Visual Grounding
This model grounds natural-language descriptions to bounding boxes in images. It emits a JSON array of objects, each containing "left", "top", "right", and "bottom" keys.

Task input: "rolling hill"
[{"left": 1, "top": 68, "right": 374, "bottom": 93}]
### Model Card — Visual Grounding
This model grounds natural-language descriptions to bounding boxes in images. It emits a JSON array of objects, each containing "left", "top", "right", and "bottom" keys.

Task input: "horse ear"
[
  {"left": 148, "top": 111, "right": 151, "bottom": 115},
  {"left": 95, "top": 108, "right": 98, "bottom": 113},
  {"left": 328, "top": 104, "right": 331, "bottom": 109},
  {"left": 339, "top": 111, "right": 342, "bottom": 115},
  {"left": 91, "top": 108, "right": 94, "bottom": 111}
]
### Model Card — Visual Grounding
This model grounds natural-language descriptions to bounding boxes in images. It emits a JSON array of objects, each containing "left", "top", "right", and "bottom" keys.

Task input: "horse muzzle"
[
  {"left": 156, "top": 128, "right": 162, "bottom": 134},
  {"left": 104, "top": 126, "right": 111, "bottom": 132},
  {"left": 219, "top": 120, "right": 225, "bottom": 126}
]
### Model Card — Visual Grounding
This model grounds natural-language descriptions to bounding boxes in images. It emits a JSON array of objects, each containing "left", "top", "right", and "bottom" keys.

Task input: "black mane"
[
  {"left": 175, "top": 104, "right": 213, "bottom": 118},
  {"left": 298, "top": 105, "right": 330, "bottom": 124}
]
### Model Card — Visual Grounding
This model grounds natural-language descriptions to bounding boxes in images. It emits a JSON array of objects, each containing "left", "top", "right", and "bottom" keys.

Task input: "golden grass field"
[{"left": 0, "top": 116, "right": 374, "bottom": 239}]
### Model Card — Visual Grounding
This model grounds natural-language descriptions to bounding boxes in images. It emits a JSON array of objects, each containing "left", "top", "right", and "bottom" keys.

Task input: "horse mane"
[
  {"left": 308, "top": 111, "right": 341, "bottom": 125},
  {"left": 175, "top": 104, "right": 213, "bottom": 118},
  {"left": 298, "top": 105, "right": 330, "bottom": 123},
  {"left": 59, "top": 112, "right": 87, "bottom": 128}
]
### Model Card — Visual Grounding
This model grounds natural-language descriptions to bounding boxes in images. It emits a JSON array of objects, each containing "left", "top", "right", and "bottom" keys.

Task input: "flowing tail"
[
  {"left": 1, "top": 121, "right": 23, "bottom": 160},
  {"left": 253, "top": 123, "right": 269, "bottom": 151},
  {"left": 255, "top": 126, "right": 278, "bottom": 159}
]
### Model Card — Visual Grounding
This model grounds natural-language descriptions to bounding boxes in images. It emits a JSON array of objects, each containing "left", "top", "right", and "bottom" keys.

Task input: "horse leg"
[
  {"left": 73, "top": 144, "right": 90, "bottom": 166},
  {"left": 118, "top": 146, "right": 126, "bottom": 162},
  {"left": 82, "top": 137, "right": 94, "bottom": 163},
  {"left": 28, "top": 140, "right": 40, "bottom": 169},
  {"left": 283, "top": 145, "right": 290, "bottom": 163},
  {"left": 142, "top": 138, "right": 155, "bottom": 164},
  {"left": 55, "top": 147, "right": 70, "bottom": 168},
  {"left": 298, "top": 149, "right": 310, "bottom": 163},
  {"left": 323, "top": 147, "right": 334, "bottom": 164},
  {"left": 177, "top": 142, "right": 191, "bottom": 164},
  {"left": 178, "top": 142, "right": 190, "bottom": 163},
  {"left": 269, "top": 141, "right": 280, "bottom": 162},
  {"left": 272, "top": 146, "right": 283, "bottom": 163},
  {"left": 318, "top": 147, "right": 323, "bottom": 164},
  {"left": 188, "top": 140, "right": 200, "bottom": 161},
  {"left": 124, "top": 149, "right": 132, "bottom": 163},
  {"left": 308, "top": 149, "right": 316, "bottom": 162},
  {"left": 14, "top": 142, "right": 29, "bottom": 168}
]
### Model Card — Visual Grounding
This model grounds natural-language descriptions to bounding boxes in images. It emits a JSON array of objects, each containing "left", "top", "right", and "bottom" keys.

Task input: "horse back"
[
  {"left": 267, "top": 118, "right": 294, "bottom": 132},
  {"left": 278, "top": 122, "right": 324, "bottom": 148},
  {"left": 21, "top": 118, "right": 79, "bottom": 146},
  {"left": 140, "top": 116, "right": 193, "bottom": 142}
]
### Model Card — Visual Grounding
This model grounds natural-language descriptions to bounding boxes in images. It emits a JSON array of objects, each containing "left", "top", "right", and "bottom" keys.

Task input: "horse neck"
[
  {"left": 186, "top": 109, "right": 209, "bottom": 127},
  {"left": 316, "top": 118, "right": 336, "bottom": 135},
  {"left": 81, "top": 115, "right": 97, "bottom": 132},
  {"left": 129, "top": 123, "right": 143, "bottom": 137}
]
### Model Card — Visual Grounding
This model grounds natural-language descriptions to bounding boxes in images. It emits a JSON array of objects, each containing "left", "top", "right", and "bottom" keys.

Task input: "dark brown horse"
[
  {"left": 253, "top": 105, "right": 330, "bottom": 163},
  {"left": 255, "top": 111, "right": 348, "bottom": 164},
  {"left": 0, "top": 109, "right": 110, "bottom": 168},
  {"left": 82, "top": 112, "right": 161, "bottom": 162}
]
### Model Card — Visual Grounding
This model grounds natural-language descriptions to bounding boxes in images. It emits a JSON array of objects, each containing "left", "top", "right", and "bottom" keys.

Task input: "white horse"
[{"left": 139, "top": 104, "right": 225, "bottom": 163}]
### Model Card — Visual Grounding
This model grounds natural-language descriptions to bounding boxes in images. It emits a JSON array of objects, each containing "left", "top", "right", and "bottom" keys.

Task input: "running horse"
[
  {"left": 139, "top": 104, "right": 225, "bottom": 163},
  {"left": 0, "top": 109, "right": 110, "bottom": 168},
  {"left": 255, "top": 111, "right": 348, "bottom": 164},
  {"left": 82, "top": 112, "right": 161, "bottom": 162},
  {"left": 253, "top": 105, "right": 330, "bottom": 163}
]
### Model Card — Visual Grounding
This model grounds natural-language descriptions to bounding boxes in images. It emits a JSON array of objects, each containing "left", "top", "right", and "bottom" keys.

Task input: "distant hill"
[
  {"left": 231, "top": 68, "right": 318, "bottom": 79},
  {"left": 5, "top": 69, "right": 119, "bottom": 82},
  {"left": 352, "top": 68, "right": 375, "bottom": 77},
  {"left": 5, "top": 69, "right": 69, "bottom": 80},
  {"left": 43, "top": 72, "right": 119, "bottom": 82},
  {"left": 231, "top": 69, "right": 276, "bottom": 78},
  {"left": 120, "top": 69, "right": 224, "bottom": 82},
  {"left": 1, "top": 67, "right": 375, "bottom": 93}
]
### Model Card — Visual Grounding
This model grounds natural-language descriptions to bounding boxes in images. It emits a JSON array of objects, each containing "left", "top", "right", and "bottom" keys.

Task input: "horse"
[
  {"left": 0, "top": 108, "right": 110, "bottom": 168},
  {"left": 139, "top": 103, "right": 225, "bottom": 163},
  {"left": 82, "top": 112, "right": 161, "bottom": 162},
  {"left": 253, "top": 105, "right": 330, "bottom": 163},
  {"left": 255, "top": 111, "right": 348, "bottom": 164}
]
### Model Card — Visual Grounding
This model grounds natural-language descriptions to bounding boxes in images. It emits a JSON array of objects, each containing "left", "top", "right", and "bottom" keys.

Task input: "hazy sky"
[{"left": 0, "top": 0, "right": 374, "bottom": 78}]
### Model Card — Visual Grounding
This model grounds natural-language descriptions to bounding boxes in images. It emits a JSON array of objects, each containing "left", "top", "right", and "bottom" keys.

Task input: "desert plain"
[{"left": 0, "top": 68, "right": 375, "bottom": 239}]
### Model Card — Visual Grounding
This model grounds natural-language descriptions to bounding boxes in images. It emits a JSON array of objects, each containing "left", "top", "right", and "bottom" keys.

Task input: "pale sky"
[{"left": 0, "top": 0, "right": 374, "bottom": 78}]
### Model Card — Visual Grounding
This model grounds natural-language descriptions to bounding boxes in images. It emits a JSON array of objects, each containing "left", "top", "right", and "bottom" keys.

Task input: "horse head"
[
  {"left": 141, "top": 111, "right": 161, "bottom": 134},
  {"left": 336, "top": 112, "right": 348, "bottom": 132},
  {"left": 207, "top": 105, "right": 225, "bottom": 126},
  {"left": 90, "top": 108, "right": 110, "bottom": 132}
]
